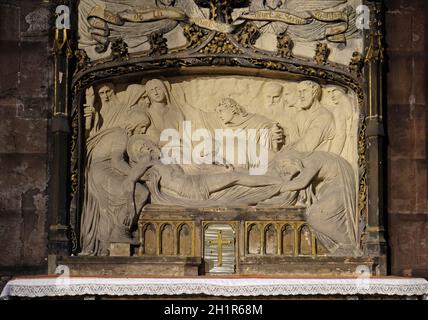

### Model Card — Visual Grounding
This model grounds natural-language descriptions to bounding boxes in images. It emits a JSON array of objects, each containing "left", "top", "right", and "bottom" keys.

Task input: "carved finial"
[
  {"left": 110, "top": 38, "right": 129, "bottom": 61},
  {"left": 349, "top": 51, "right": 364, "bottom": 76},
  {"left": 149, "top": 32, "right": 168, "bottom": 56},
  {"left": 277, "top": 32, "right": 293, "bottom": 58},
  {"left": 314, "top": 43, "right": 330, "bottom": 65}
]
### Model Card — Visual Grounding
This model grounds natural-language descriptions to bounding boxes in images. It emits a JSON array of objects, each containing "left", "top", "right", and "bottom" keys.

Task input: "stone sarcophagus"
[{"left": 49, "top": 0, "right": 386, "bottom": 277}]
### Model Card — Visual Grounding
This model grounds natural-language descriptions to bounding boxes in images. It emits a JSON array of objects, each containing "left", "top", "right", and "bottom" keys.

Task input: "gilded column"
[
  {"left": 362, "top": 0, "right": 387, "bottom": 274},
  {"left": 48, "top": 0, "right": 74, "bottom": 257}
]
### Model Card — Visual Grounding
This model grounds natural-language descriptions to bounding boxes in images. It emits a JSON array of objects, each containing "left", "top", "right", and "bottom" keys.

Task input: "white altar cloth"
[{"left": 2, "top": 277, "right": 428, "bottom": 299}]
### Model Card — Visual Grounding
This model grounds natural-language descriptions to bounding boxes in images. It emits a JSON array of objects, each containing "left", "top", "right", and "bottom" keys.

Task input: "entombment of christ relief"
[
  {"left": 79, "top": 77, "right": 361, "bottom": 257},
  {"left": 65, "top": 0, "right": 385, "bottom": 276}
]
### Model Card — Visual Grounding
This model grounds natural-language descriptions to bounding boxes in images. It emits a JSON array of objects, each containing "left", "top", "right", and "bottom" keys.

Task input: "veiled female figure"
[
  {"left": 80, "top": 111, "right": 152, "bottom": 256},
  {"left": 277, "top": 150, "right": 361, "bottom": 256},
  {"left": 143, "top": 79, "right": 185, "bottom": 143}
]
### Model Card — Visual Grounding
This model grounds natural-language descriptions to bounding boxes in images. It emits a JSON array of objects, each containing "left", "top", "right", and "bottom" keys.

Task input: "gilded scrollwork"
[
  {"left": 357, "top": 119, "right": 367, "bottom": 245},
  {"left": 70, "top": 109, "right": 79, "bottom": 195}
]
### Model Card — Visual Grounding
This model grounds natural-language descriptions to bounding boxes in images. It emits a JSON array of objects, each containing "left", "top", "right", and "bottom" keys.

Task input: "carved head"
[
  {"left": 145, "top": 79, "right": 169, "bottom": 104},
  {"left": 324, "top": 86, "right": 347, "bottom": 106},
  {"left": 283, "top": 83, "right": 298, "bottom": 108},
  {"left": 127, "top": 135, "right": 160, "bottom": 164},
  {"left": 97, "top": 83, "right": 115, "bottom": 104},
  {"left": 295, "top": 81, "right": 322, "bottom": 110},
  {"left": 264, "top": 83, "right": 283, "bottom": 107},
  {"left": 215, "top": 98, "right": 247, "bottom": 124}
]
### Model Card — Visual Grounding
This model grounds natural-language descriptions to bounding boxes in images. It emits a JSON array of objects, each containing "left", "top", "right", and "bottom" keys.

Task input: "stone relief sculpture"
[
  {"left": 323, "top": 85, "right": 357, "bottom": 166},
  {"left": 261, "top": 82, "right": 298, "bottom": 146},
  {"left": 80, "top": 76, "right": 361, "bottom": 256},
  {"left": 274, "top": 149, "right": 361, "bottom": 256},
  {"left": 78, "top": 0, "right": 205, "bottom": 55},
  {"left": 179, "top": 97, "right": 283, "bottom": 166},
  {"left": 244, "top": 0, "right": 359, "bottom": 43},
  {"left": 77, "top": 0, "right": 364, "bottom": 66},
  {"left": 81, "top": 81, "right": 149, "bottom": 255},
  {"left": 142, "top": 79, "right": 185, "bottom": 142},
  {"left": 290, "top": 81, "right": 336, "bottom": 153},
  {"left": 84, "top": 82, "right": 146, "bottom": 136},
  {"left": 127, "top": 135, "right": 288, "bottom": 206},
  {"left": 80, "top": 112, "right": 152, "bottom": 256}
]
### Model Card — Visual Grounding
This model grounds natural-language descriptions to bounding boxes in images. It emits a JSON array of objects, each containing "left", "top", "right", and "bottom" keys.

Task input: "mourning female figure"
[
  {"left": 143, "top": 79, "right": 185, "bottom": 143},
  {"left": 277, "top": 150, "right": 361, "bottom": 256},
  {"left": 80, "top": 111, "right": 153, "bottom": 256}
]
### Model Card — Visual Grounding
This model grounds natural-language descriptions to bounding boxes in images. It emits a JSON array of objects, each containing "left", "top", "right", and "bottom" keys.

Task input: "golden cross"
[{"left": 208, "top": 230, "right": 233, "bottom": 267}]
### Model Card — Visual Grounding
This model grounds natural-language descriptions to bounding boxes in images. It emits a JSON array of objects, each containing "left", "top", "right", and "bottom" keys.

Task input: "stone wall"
[
  {"left": 0, "top": 0, "right": 426, "bottom": 289},
  {"left": 0, "top": 0, "right": 51, "bottom": 287},
  {"left": 386, "top": 0, "right": 428, "bottom": 277}
]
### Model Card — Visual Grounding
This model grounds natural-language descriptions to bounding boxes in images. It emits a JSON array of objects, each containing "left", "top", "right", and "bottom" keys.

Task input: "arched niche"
[
  {"left": 299, "top": 225, "right": 312, "bottom": 256},
  {"left": 160, "top": 224, "right": 174, "bottom": 256},
  {"left": 281, "top": 224, "right": 295, "bottom": 256},
  {"left": 178, "top": 223, "right": 192, "bottom": 256},
  {"left": 143, "top": 223, "right": 157, "bottom": 255},
  {"left": 264, "top": 224, "right": 277, "bottom": 255},
  {"left": 247, "top": 224, "right": 261, "bottom": 255}
]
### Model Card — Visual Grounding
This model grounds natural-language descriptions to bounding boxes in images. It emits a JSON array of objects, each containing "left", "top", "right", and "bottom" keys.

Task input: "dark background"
[{"left": 0, "top": 0, "right": 427, "bottom": 289}]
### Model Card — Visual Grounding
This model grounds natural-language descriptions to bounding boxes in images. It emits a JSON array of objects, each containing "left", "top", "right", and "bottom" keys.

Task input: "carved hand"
[
  {"left": 123, "top": 212, "right": 134, "bottom": 228},
  {"left": 271, "top": 124, "right": 284, "bottom": 143},
  {"left": 125, "top": 122, "right": 138, "bottom": 136},
  {"left": 270, "top": 124, "right": 285, "bottom": 151},
  {"left": 84, "top": 106, "right": 95, "bottom": 118},
  {"left": 85, "top": 87, "right": 95, "bottom": 107}
]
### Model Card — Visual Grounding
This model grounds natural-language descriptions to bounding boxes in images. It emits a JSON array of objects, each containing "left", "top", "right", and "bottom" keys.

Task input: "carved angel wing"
[
  {"left": 283, "top": 0, "right": 348, "bottom": 16},
  {"left": 249, "top": 0, "right": 266, "bottom": 12},
  {"left": 174, "top": 0, "right": 206, "bottom": 18}
]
